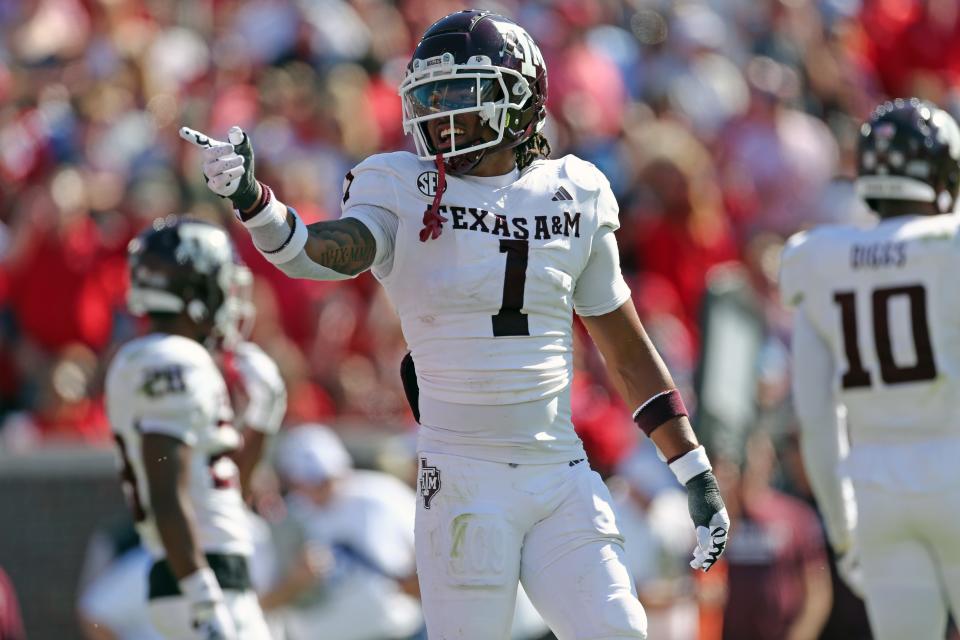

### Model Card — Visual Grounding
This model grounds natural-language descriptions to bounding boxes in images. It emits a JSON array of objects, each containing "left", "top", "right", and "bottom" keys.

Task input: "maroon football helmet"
[{"left": 399, "top": 10, "right": 548, "bottom": 175}]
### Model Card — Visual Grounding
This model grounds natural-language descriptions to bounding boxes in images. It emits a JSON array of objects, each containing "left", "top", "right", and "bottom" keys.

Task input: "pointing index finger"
[{"left": 179, "top": 126, "right": 221, "bottom": 148}]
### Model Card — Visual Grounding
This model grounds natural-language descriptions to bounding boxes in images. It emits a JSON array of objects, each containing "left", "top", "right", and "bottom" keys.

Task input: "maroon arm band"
[{"left": 632, "top": 389, "right": 688, "bottom": 436}]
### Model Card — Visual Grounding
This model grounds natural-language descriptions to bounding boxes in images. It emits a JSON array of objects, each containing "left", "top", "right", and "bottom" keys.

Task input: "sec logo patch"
[{"left": 417, "top": 171, "right": 446, "bottom": 197}]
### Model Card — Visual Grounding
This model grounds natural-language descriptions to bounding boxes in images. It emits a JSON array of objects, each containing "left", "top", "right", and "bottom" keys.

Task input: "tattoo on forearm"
[{"left": 304, "top": 217, "right": 377, "bottom": 276}]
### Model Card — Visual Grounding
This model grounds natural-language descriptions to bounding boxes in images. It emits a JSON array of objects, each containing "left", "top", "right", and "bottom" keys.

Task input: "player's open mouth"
[{"left": 435, "top": 125, "right": 465, "bottom": 150}]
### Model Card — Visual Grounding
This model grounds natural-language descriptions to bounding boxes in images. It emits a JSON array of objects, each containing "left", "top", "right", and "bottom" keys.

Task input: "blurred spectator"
[
  {"left": 718, "top": 431, "right": 833, "bottom": 640},
  {"left": 1, "top": 344, "right": 109, "bottom": 449},
  {"left": 860, "top": 0, "right": 960, "bottom": 99},
  {"left": 263, "top": 424, "right": 424, "bottom": 640},
  {"left": 0, "top": 566, "right": 25, "bottom": 640},
  {"left": 716, "top": 56, "right": 839, "bottom": 237},
  {"left": 7, "top": 175, "right": 128, "bottom": 355},
  {"left": 626, "top": 120, "right": 738, "bottom": 339},
  {"left": 76, "top": 519, "right": 161, "bottom": 640},
  {"left": 609, "top": 441, "right": 699, "bottom": 640}
]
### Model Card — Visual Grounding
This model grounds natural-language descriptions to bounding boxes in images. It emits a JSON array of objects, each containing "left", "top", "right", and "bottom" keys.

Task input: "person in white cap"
[{"left": 260, "top": 424, "right": 422, "bottom": 640}]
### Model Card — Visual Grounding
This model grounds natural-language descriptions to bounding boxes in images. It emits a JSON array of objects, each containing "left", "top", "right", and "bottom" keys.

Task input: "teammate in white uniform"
[
  {"left": 181, "top": 10, "right": 729, "bottom": 639},
  {"left": 106, "top": 217, "right": 280, "bottom": 640},
  {"left": 781, "top": 98, "right": 960, "bottom": 640}
]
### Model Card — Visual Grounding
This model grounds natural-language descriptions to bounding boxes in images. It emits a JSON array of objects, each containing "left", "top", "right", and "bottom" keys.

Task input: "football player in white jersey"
[
  {"left": 781, "top": 98, "right": 960, "bottom": 640},
  {"left": 106, "top": 217, "right": 281, "bottom": 640},
  {"left": 180, "top": 10, "right": 729, "bottom": 639}
]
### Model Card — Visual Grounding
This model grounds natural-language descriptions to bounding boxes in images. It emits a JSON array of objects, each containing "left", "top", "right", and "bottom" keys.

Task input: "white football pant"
[
  {"left": 856, "top": 480, "right": 960, "bottom": 640},
  {"left": 148, "top": 590, "right": 272, "bottom": 639},
  {"left": 415, "top": 451, "right": 648, "bottom": 640}
]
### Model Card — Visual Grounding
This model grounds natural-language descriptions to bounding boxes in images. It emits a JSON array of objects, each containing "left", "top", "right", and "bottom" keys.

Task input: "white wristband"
[
  {"left": 668, "top": 445, "right": 712, "bottom": 486},
  {"left": 179, "top": 567, "right": 223, "bottom": 605},
  {"left": 239, "top": 192, "right": 285, "bottom": 229},
  {"left": 261, "top": 213, "right": 308, "bottom": 265},
  {"left": 241, "top": 195, "right": 309, "bottom": 266}
]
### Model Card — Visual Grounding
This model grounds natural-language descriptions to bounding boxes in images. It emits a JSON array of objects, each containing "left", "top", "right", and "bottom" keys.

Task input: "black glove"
[{"left": 685, "top": 470, "right": 730, "bottom": 572}]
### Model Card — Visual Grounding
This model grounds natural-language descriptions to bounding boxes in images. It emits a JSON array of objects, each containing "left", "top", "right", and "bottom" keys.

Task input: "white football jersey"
[
  {"left": 782, "top": 213, "right": 960, "bottom": 442},
  {"left": 227, "top": 341, "right": 287, "bottom": 434},
  {"left": 342, "top": 151, "right": 630, "bottom": 462},
  {"left": 106, "top": 334, "right": 252, "bottom": 559}
]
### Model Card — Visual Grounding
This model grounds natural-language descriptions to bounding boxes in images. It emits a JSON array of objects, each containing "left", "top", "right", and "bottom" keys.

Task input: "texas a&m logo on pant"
[{"left": 419, "top": 457, "right": 441, "bottom": 509}]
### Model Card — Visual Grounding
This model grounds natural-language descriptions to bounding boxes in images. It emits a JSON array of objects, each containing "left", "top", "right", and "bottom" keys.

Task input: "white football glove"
[
  {"left": 836, "top": 542, "right": 865, "bottom": 598},
  {"left": 179, "top": 568, "right": 238, "bottom": 640},
  {"left": 180, "top": 125, "right": 262, "bottom": 211}
]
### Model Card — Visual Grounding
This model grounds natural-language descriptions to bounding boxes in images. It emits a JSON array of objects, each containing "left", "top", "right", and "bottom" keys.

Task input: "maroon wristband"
[
  {"left": 632, "top": 389, "right": 688, "bottom": 436},
  {"left": 236, "top": 181, "right": 272, "bottom": 222}
]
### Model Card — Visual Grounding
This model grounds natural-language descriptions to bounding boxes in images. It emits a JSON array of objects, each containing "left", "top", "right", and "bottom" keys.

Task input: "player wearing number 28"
[
  {"left": 106, "top": 218, "right": 284, "bottom": 639},
  {"left": 182, "top": 10, "right": 728, "bottom": 639},
  {"left": 782, "top": 98, "right": 960, "bottom": 640}
]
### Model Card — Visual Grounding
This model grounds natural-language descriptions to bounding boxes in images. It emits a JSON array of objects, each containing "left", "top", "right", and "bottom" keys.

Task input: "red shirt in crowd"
[
  {"left": 859, "top": 0, "right": 960, "bottom": 97},
  {"left": 722, "top": 488, "right": 827, "bottom": 640},
  {"left": 633, "top": 216, "right": 737, "bottom": 341},
  {"left": 9, "top": 216, "right": 127, "bottom": 353}
]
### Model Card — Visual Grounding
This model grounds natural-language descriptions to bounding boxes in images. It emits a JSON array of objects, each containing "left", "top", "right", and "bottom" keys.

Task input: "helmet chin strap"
[
  {"left": 418, "top": 132, "right": 495, "bottom": 242},
  {"left": 419, "top": 153, "right": 448, "bottom": 242},
  {"left": 444, "top": 146, "right": 487, "bottom": 175}
]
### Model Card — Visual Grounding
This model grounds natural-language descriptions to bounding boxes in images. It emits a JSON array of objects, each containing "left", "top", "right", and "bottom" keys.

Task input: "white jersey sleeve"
[
  {"left": 231, "top": 341, "right": 287, "bottom": 434},
  {"left": 569, "top": 157, "right": 631, "bottom": 315},
  {"left": 791, "top": 305, "right": 856, "bottom": 552},
  {"left": 340, "top": 159, "right": 402, "bottom": 279},
  {"left": 593, "top": 169, "right": 621, "bottom": 231},
  {"left": 342, "top": 205, "right": 399, "bottom": 278},
  {"left": 573, "top": 226, "right": 632, "bottom": 316}
]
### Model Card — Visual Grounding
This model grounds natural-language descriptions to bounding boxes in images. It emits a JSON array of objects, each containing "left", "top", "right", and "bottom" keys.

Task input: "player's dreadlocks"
[{"left": 515, "top": 131, "right": 552, "bottom": 171}]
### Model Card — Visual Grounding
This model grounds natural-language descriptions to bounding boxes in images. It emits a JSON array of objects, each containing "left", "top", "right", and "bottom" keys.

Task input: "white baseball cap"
[{"left": 275, "top": 424, "right": 352, "bottom": 485}]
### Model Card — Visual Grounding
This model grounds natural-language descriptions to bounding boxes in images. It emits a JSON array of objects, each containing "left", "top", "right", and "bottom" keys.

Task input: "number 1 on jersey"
[{"left": 492, "top": 239, "right": 530, "bottom": 336}]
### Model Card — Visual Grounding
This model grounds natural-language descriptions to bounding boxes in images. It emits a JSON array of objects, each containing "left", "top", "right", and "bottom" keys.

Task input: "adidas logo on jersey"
[{"left": 551, "top": 186, "right": 573, "bottom": 201}]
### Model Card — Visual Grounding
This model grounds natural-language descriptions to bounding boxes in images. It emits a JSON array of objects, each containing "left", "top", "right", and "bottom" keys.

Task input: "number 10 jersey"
[
  {"left": 342, "top": 151, "right": 631, "bottom": 462},
  {"left": 781, "top": 213, "right": 960, "bottom": 441}
]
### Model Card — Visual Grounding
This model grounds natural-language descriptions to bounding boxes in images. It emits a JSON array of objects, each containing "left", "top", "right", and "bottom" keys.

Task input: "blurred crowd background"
[{"left": 2, "top": 0, "right": 960, "bottom": 638}]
